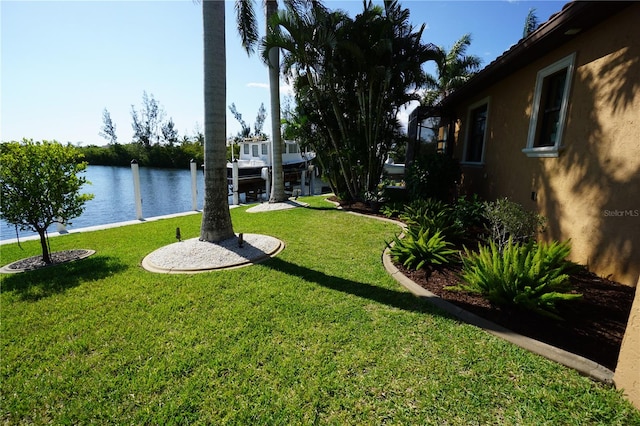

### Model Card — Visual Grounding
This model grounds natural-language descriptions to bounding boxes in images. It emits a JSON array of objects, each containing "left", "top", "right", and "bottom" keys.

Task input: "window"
[
  {"left": 462, "top": 98, "right": 489, "bottom": 164},
  {"left": 243, "top": 144, "right": 249, "bottom": 155},
  {"left": 261, "top": 143, "right": 268, "bottom": 155},
  {"left": 252, "top": 144, "right": 259, "bottom": 157},
  {"left": 523, "top": 53, "right": 575, "bottom": 157}
]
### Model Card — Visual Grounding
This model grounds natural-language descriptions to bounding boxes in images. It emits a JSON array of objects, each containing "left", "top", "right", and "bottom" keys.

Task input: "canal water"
[{"left": 0, "top": 165, "right": 229, "bottom": 241}]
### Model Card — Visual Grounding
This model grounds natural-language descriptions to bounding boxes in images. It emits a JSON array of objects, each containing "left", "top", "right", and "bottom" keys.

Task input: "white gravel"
[
  {"left": 142, "top": 234, "right": 284, "bottom": 273},
  {"left": 246, "top": 200, "right": 308, "bottom": 213}
]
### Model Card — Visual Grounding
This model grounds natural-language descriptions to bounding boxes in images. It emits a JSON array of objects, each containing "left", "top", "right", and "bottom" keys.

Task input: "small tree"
[
  {"left": 523, "top": 8, "right": 539, "bottom": 38},
  {"left": 131, "top": 91, "right": 166, "bottom": 147},
  {"left": 99, "top": 108, "right": 118, "bottom": 144},
  {"left": 0, "top": 139, "right": 94, "bottom": 264}
]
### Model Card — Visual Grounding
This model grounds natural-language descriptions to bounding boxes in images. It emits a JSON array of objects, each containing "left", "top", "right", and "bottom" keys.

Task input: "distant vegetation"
[{"left": 78, "top": 140, "right": 205, "bottom": 169}]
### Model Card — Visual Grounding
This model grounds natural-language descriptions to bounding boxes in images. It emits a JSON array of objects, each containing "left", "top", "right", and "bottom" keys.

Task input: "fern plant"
[
  {"left": 457, "top": 238, "right": 582, "bottom": 319},
  {"left": 387, "top": 227, "right": 458, "bottom": 271}
]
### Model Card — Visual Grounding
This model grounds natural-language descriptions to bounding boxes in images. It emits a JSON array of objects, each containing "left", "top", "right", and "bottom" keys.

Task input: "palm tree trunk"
[
  {"left": 200, "top": 0, "right": 235, "bottom": 242},
  {"left": 267, "top": 0, "right": 287, "bottom": 203}
]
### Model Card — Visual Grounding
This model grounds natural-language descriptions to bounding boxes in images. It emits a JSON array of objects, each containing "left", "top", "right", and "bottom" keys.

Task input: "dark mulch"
[
  {"left": 335, "top": 198, "right": 636, "bottom": 371},
  {"left": 3, "top": 250, "right": 93, "bottom": 272},
  {"left": 398, "top": 264, "right": 634, "bottom": 371}
]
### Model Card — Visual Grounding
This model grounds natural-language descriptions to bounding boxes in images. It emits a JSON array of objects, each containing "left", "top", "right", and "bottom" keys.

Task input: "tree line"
[{"left": 81, "top": 91, "right": 206, "bottom": 169}]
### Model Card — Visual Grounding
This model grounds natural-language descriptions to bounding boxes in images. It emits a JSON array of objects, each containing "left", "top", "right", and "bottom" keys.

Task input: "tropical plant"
[
  {"left": 265, "top": 0, "right": 438, "bottom": 201},
  {"left": 483, "top": 198, "right": 546, "bottom": 252},
  {"left": 456, "top": 239, "right": 582, "bottom": 319},
  {"left": 404, "top": 144, "right": 461, "bottom": 202},
  {"left": 452, "top": 194, "right": 486, "bottom": 231},
  {"left": 235, "top": 0, "right": 287, "bottom": 203},
  {"left": 380, "top": 201, "right": 405, "bottom": 218},
  {"left": 0, "top": 139, "right": 94, "bottom": 263},
  {"left": 200, "top": 0, "right": 235, "bottom": 242},
  {"left": 422, "top": 33, "right": 482, "bottom": 107},
  {"left": 399, "top": 198, "right": 464, "bottom": 242},
  {"left": 387, "top": 226, "right": 457, "bottom": 271}
]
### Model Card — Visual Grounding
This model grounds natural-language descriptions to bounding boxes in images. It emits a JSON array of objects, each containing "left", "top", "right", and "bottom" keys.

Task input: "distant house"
[{"left": 432, "top": 0, "right": 639, "bottom": 406}]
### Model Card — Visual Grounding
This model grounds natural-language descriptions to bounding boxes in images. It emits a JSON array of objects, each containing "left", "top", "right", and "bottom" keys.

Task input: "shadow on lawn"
[
  {"left": 0, "top": 255, "right": 128, "bottom": 302},
  {"left": 263, "top": 256, "right": 444, "bottom": 316}
]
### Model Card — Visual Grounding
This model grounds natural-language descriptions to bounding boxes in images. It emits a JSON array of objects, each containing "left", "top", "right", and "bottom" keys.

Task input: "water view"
[{"left": 0, "top": 165, "right": 211, "bottom": 241}]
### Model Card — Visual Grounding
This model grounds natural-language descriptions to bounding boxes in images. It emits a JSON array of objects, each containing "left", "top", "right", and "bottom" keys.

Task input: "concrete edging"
[
  {"left": 382, "top": 247, "right": 614, "bottom": 384},
  {"left": 326, "top": 198, "right": 615, "bottom": 383}
]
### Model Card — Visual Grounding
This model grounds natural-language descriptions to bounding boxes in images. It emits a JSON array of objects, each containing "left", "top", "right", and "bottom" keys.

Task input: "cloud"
[{"left": 247, "top": 82, "right": 269, "bottom": 89}]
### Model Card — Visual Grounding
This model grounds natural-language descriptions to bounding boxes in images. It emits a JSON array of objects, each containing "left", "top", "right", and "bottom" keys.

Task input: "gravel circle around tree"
[
  {"left": 142, "top": 234, "right": 284, "bottom": 273},
  {"left": 0, "top": 249, "right": 96, "bottom": 274}
]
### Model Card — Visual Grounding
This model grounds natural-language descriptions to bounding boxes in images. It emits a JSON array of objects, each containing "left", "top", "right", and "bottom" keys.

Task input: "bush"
[
  {"left": 399, "top": 199, "right": 464, "bottom": 242},
  {"left": 404, "top": 145, "right": 461, "bottom": 202},
  {"left": 452, "top": 194, "right": 486, "bottom": 230},
  {"left": 387, "top": 227, "right": 458, "bottom": 271},
  {"left": 380, "top": 202, "right": 405, "bottom": 218},
  {"left": 456, "top": 239, "right": 582, "bottom": 319},
  {"left": 483, "top": 198, "right": 545, "bottom": 251}
]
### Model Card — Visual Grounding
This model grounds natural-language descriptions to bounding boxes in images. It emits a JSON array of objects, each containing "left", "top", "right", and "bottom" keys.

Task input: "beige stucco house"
[{"left": 433, "top": 1, "right": 639, "bottom": 408}]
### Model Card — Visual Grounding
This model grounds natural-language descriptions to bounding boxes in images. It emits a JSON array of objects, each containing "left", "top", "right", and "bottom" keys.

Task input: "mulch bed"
[
  {"left": 335, "top": 198, "right": 636, "bottom": 371},
  {"left": 2, "top": 250, "right": 94, "bottom": 273}
]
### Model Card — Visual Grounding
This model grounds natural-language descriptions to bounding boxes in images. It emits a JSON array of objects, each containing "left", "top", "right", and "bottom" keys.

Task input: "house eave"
[{"left": 440, "top": 1, "right": 633, "bottom": 110}]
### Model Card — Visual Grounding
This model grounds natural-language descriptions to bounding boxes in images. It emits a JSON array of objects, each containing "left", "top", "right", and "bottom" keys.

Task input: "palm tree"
[
  {"left": 422, "top": 33, "right": 481, "bottom": 107},
  {"left": 235, "top": 0, "right": 287, "bottom": 203},
  {"left": 266, "top": 0, "right": 437, "bottom": 200},
  {"left": 200, "top": 0, "right": 235, "bottom": 242}
]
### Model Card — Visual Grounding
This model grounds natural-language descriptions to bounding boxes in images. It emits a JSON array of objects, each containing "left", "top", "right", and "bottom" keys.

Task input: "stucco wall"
[
  {"left": 454, "top": 4, "right": 640, "bottom": 287},
  {"left": 615, "top": 276, "right": 640, "bottom": 410}
]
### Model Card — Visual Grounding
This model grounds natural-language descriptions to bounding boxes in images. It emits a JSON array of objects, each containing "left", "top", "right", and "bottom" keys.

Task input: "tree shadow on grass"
[
  {"left": 0, "top": 255, "right": 128, "bottom": 302},
  {"left": 262, "top": 256, "right": 446, "bottom": 317},
  {"left": 303, "top": 206, "right": 338, "bottom": 211}
]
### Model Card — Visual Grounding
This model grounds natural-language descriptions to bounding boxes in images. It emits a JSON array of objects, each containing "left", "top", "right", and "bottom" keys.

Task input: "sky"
[{"left": 1, "top": 0, "right": 567, "bottom": 146}]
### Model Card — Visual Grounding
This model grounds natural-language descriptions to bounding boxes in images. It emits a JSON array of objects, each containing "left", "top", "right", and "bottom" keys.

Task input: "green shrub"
[
  {"left": 399, "top": 199, "right": 464, "bottom": 242},
  {"left": 456, "top": 239, "right": 582, "bottom": 319},
  {"left": 380, "top": 202, "right": 405, "bottom": 218},
  {"left": 483, "top": 198, "right": 546, "bottom": 251},
  {"left": 387, "top": 227, "right": 458, "bottom": 271},
  {"left": 453, "top": 194, "right": 486, "bottom": 230},
  {"left": 404, "top": 145, "right": 461, "bottom": 202}
]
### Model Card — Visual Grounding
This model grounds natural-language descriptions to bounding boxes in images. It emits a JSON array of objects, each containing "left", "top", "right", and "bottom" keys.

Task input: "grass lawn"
[{"left": 1, "top": 195, "right": 639, "bottom": 424}]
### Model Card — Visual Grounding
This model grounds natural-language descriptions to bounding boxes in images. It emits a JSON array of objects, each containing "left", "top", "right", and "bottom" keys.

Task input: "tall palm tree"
[
  {"left": 266, "top": 0, "right": 437, "bottom": 200},
  {"left": 200, "top": 0, "right": 235, "bottom": 242},
  {"left": 422, "top": 33, "right": 481, "bottom": 107},
  {"left": 235, "top": 0, "right": 286, "bottom": 203}
]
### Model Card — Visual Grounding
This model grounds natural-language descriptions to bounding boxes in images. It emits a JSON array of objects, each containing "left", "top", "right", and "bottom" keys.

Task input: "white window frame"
[
  {"left": 461, "top": 97, "right": 490, "bottom": 165},
  {"left": 523, "top": 53, "right": 575, "bottom": 158}
]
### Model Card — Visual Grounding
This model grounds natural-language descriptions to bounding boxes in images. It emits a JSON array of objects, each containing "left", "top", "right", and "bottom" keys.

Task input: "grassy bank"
[{"left": 1, "top": 196, "right": 638, "bottom": 424}]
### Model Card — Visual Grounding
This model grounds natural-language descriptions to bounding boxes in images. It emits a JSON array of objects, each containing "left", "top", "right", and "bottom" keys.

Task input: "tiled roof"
[{"left": 441, "top": 1, "right": 633, "bottom": 109}]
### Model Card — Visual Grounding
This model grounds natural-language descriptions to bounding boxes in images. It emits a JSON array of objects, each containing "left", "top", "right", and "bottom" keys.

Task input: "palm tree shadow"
[
  {"left": 262, "top": 256, "right": 446, "bottom": 316},
  {"left": 1, "top": 255, "right": 128, "bottom": 302},
  {"left": 302, "top": 205, "right": 338, "bottom": 211}
]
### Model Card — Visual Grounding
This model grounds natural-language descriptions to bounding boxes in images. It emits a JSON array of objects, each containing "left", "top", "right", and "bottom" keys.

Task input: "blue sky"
[{"left": 1, "top": 0, "right": 566, "bottom": 146}]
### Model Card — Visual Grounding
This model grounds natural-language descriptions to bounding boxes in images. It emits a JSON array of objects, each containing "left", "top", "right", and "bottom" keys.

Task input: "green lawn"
[{"left": 1, "top": 196, "right": 638, "bottom": 425}]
